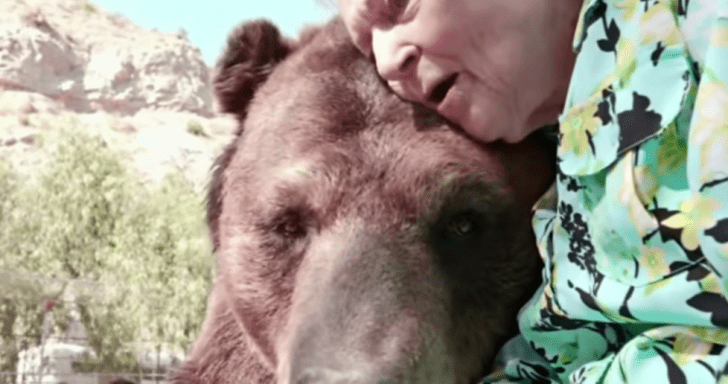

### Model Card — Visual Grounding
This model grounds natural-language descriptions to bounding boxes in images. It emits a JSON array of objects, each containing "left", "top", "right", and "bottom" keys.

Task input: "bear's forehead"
[
  {"left": 234, "top": 96, "right": 506, "bottom": 205},
  {"left": 235, "top": 59, "right": 506, "bottom": 186},
  {"left": 245, "top": 56, "right": 455, "bottom": 148}
]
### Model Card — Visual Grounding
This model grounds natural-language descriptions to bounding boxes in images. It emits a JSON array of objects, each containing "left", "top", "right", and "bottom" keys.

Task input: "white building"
[{"left": 15, "top": 342, "right": 97, "bottom": 384}]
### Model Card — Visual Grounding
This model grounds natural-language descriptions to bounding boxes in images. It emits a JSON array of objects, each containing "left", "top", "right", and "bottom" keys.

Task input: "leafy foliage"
[
  {"left": 0, "top": 127, "right": 212, "bottom": 376},
  {"left": 186, "top": 120, "right": 207, "bottom": 137},
  {"left": 83, "top": 2, "right": 97, "bottom": 13}
]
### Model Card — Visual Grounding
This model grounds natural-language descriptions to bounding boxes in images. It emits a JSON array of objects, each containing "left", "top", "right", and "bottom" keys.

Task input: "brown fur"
[{"left": 174, "top": 17, "right": 554, "bottom": 384}]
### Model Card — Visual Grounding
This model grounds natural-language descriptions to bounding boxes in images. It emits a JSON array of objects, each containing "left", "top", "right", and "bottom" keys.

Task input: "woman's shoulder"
[{"left": 557, "top": 0, "right": 728, "bottom": 176}]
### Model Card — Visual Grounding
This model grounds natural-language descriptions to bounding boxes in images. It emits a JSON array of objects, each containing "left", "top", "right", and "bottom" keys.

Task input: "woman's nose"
[{"left": 371, "top": 28, "right": 420, "bottom": 81}]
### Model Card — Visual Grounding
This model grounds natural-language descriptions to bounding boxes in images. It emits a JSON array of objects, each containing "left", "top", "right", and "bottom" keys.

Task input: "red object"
[{"left": 45, "top": 300, "right": 56, "bottom": 312}]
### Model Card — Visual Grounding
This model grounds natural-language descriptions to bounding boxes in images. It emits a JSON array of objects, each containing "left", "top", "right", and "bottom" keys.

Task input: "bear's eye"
[
  {"left": 445, "top": 211, "right": 482, "bottom": 239},
  {"left": 271, "top": 209, "right": 308, "bottom": 240}
]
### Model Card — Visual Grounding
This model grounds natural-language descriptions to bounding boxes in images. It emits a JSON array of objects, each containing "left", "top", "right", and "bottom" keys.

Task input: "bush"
[
  {"left": 18, "top": 115, "right": 30, "bottom": 126},
  {"left": 0, "top": 127, "right": 212, "bottom": 375},
  {"left": 186, "top": 120, "right": 207, "bottom": 137}
]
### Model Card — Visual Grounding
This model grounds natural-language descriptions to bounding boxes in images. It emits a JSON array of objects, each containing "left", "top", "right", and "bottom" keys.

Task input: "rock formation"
[
  {"left": 0, "top": 0, "right": 238, "bottom": 191},
  {"left": 0, "top": 0, "right": 213, "bottom": 115}
]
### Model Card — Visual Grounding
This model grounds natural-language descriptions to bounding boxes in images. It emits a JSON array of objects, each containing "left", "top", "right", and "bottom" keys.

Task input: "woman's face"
[{"left": 340, "top": 0, "right": 575, "bottom": 143}]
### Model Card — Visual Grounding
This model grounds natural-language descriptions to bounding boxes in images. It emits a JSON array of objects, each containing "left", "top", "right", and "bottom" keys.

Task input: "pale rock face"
[
  {"left": 0, "top": 0, "right": 237, "bottom": 190},
  {"left": 0, "top": 0, "right": 214, "bottom": 115},
  {"left": 0, "top": 90, "right": 64, "bottom": 115},
  {"left": 0, "top": 23, "right": 86, "bottom": 110},
  {"left": 82, "top": 36, "right": 213, "bottom": 115}
]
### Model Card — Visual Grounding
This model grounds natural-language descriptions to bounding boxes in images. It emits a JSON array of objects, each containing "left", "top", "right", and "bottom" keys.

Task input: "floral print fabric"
[{"left": 483, "top": 0, "right": 728, "bottom": 383}]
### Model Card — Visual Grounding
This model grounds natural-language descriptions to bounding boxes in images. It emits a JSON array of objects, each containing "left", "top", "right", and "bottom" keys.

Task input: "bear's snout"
[{"left": 278, "top": 227, "right": 453, "bottom": 384}]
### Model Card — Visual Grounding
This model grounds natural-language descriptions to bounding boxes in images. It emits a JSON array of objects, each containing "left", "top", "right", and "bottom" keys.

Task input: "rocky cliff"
[
  {"left": 0, "top": 0, "right": 213, "bottom": 115},
  {"left": 0, "top": 0, "right": 238, "bottom": 191}
]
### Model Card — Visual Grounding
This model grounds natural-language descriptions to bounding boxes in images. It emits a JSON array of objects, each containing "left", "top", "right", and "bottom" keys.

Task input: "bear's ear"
[{"left": 213, "top": 20, "right": 295, "bottom": 120}]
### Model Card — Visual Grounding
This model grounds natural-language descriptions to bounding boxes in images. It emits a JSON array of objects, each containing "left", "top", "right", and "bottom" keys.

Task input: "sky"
[{"left": 92, "top": 0, "right": 340, "bottom": 66}]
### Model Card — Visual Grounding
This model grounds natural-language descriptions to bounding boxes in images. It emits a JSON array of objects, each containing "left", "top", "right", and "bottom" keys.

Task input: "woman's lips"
[
  {"left": 435, "top": 73, "right": 470, "bottom": 129},
  {"left": 427, "top": 73, "right": 459, "bottom": 104}
]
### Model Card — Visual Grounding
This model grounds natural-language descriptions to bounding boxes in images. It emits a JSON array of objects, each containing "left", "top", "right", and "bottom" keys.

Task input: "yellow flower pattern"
[
  {"left": 662, "top": 194, "right": 721, "bottom": 251},
  {"left": 484, "top": 1, "right": 728, "bottom": 384},
  {"left": 638, "top": 245, "right": 669, "bottom": 281},
  {"left": 558, "top": 100, "right": 601, "bottom": 158}
]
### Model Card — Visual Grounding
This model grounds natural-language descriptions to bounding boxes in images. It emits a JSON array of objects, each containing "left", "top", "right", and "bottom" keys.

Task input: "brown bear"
[{"left": 173, "top": 17, "right": 555, "bottom": 384}]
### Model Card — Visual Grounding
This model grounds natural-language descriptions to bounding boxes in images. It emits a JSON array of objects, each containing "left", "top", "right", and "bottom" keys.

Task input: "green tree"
[{"left": 0, "top": 127, "right": 212, "bottom": 377}]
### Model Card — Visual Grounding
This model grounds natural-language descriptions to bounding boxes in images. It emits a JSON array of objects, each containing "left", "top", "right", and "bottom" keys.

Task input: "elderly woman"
[{"left": 339, "top": 0, "right": 728, "bottom": 383}]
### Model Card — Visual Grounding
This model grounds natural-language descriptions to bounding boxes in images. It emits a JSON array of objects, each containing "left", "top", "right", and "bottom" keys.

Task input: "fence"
[
  {"left": 0, "top": 275, "right": 187, "bottom": 384},
  {"left": 0, "top": 336, "right": 182, "bottom": 384}
]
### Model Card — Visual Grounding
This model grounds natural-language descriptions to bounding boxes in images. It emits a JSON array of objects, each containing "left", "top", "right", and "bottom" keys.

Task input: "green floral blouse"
[{"left": 483, "top": 0, "right": 728, "bottom": 383}]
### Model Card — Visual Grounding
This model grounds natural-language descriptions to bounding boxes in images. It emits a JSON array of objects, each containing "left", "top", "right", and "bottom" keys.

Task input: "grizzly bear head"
[{"left": 174, "top": 17, "right": 553, "bottom": 384}]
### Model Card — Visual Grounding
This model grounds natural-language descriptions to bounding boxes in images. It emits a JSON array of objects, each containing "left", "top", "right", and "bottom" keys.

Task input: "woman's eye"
[
  {"left": 379, "top": 0, "right": 409, "bottom": 23},
  {"left": 388, "top": 0, "right": 409, "bottom": 10}
]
